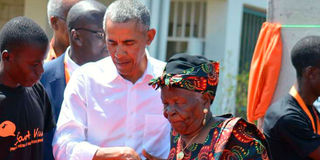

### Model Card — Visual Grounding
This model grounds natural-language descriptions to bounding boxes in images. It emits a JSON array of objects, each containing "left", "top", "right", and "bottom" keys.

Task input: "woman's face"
[{"left": 161, "top": 86, "right": 209, "bottom": 135}]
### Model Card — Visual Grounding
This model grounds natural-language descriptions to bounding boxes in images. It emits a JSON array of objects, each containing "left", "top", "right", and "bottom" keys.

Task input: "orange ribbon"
[
  {"left": 64, "top": 56, "right": 70, "bottom": 84},
  {"left": 289, "top": 85, "right": 320, "bottom": 134}
]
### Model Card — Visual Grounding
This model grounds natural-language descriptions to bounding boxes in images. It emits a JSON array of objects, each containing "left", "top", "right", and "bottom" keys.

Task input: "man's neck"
[
  {"left": 181, "top": 116, "right": 213, "bottom": 143},
  {"left": 69, "top": 48, "right": 84, "bottom": 66},
  {"left": 122, "top": 55, "right": 148, "bottom": 84},
  {"left": 297, "top": 81, "right": 318, "bottom": 106},
  {"left": 53, "top": 37, "right": 67, "bottom": 57}
]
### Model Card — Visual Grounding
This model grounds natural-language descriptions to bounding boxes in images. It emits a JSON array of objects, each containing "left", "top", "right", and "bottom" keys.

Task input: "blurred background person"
[{"left": 45, "top": 0, "right": 80, "bottom": 62}]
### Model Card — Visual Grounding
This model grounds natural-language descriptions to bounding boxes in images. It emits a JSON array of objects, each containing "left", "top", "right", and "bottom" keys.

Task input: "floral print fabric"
[
  {"left": 149, "top": 61, "right": 219, "bottom": 101},
  {"left": 168, "top": 116, "right": 269, "bottom": 160}
]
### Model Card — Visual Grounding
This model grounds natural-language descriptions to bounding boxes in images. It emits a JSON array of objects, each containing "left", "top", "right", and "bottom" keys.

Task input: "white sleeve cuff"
[{"left": 71, "top": 142, "right": 100, "bottom": 160}]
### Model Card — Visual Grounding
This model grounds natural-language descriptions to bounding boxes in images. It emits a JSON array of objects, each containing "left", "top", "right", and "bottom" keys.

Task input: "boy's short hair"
[
  {"left": 0, "top": 16, "right": 48, "bottom": 53},
  {"left": 291, "top": 36, "right": 320, "bottom": 78}
]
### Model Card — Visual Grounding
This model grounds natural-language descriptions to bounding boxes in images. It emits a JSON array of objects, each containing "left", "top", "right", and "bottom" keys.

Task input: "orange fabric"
[
  {"left": 44, "top": 38, "right": 57, "bottom": 62},
  {"left": 247, "top": 22, "right": 282, "bottom": 122},
  {"left": 289, "top": 85, "right": 320, "bottom": 134},
  {"left": 64, "top": 56, "right": 70, "bottom": 84}
]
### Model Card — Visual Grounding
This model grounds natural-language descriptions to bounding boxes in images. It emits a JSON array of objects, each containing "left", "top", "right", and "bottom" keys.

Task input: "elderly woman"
[{"left": 145, "top": 54, "right": 269, "bottom": 160}]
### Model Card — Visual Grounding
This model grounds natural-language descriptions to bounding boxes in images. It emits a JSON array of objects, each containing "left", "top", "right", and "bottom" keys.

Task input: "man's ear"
[
  {"left": 70, "top": 29, "right": 81, "bottom": 46},
  {"left": 1, "top": 50, "right": 11, "bottom": 62},
  {"left": 305, "top": 66, "right": 317, "bottom": 80},
  {"left": 146, "top": 28, "right": 156, "bottom": 46},
  {"left": 50, "top": 16, "right": 59, "bottom": 30}
]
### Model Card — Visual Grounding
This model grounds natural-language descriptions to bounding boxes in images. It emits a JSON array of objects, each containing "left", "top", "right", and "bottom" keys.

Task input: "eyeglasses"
[{"left": 73, "top": 28, "right": 105, "bottom": 40}]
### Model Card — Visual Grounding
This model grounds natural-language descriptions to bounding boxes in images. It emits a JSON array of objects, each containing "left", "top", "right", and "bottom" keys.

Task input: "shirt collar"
[
  {"left": 136, "top": 49, "right": 155, "bottom": 84},
  {"left": 64, "top": 46, "right": 80, "bottom": 77}
]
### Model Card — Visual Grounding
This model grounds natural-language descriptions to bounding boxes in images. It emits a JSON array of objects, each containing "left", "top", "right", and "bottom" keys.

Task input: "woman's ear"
[{"left": 202, "top": 93, "right": 211, "bottom": 109}]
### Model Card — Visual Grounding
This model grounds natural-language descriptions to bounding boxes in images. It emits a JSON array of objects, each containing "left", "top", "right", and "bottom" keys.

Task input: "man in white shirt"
[
  {"left": 52, "top": 0, "right": 171, "bottom": 160},
  {"left": 40, "top": 1, "right": 108, "bottom": 160}
]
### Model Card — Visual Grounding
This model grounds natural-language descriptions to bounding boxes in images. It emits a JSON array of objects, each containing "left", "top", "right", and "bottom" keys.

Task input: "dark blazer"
[{"left": 40, "top": 54, "right": 66, "bottom": 160}]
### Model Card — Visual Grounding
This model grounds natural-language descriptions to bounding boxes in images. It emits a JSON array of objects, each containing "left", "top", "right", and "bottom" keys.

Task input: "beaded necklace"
[{"left": 176, "top": 132, "right": 200, "bottom": 160}]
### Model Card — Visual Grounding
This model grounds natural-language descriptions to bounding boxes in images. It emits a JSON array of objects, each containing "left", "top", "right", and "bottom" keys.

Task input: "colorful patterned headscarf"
[{"left": 149, "top": 54, "right": 219, "bottom": 102}]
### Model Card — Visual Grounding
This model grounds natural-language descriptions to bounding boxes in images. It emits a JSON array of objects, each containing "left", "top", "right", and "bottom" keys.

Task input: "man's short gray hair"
[
  {"left": 47, "top": 0, "right": 65, "bottom": 26},
  {"left": 103, "top": 0, "right": 150, "bottom": 31}
]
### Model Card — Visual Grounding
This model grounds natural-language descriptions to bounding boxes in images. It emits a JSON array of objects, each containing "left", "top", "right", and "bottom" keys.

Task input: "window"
[{"left": 166, "top": 0, "right": 207, "bottom": 60}]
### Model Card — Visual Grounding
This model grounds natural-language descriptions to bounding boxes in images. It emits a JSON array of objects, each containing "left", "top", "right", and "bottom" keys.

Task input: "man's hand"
[
  {"left": 142, "top": 149, "right": 165, "bottom": 160},
  {"left": 93, "top": 147, "right": 141, "bottom": 160}
]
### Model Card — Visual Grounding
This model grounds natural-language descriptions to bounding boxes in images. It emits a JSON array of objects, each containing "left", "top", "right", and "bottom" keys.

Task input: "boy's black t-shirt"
[
  {"left": 0, "top": 82, "right": 55, "bottom": 160},
  {"left": 263, "top": 94, "right": 320, "bottom": 160}
]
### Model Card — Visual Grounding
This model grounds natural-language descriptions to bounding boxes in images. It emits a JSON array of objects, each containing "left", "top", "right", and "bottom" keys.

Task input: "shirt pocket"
[{"left": 143, "top": 114, "right": 171, "bottom": 159}]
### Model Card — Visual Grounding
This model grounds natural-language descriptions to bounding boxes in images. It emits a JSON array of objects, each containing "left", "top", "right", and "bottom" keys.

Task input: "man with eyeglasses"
[
  {"left": 45, "top": 0, "right": 80, "bottom": 62},
  {"left": 40, "top": 1, "right": 108, "bottom": 160},
  {"left": 52, "top": 0, "right": 171, "bottom": 160}
]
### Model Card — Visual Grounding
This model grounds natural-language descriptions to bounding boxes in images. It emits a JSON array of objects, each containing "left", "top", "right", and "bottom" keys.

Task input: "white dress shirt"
[
  {"left": 64, "top": 47, "right": 80, "bottom": 77},
  {"left": 53, "top": 52, "right": 171, "bottom": 160}
]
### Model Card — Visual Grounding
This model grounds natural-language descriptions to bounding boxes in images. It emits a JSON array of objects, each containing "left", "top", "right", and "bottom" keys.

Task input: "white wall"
[
  {"left": 268, "top": 0, "right": 320, "bottom": 105},
  {"left": 139, "top": 0, "right": 170, "bottom": 60},
  {"left": 208, "top": 0, "right": 267, "bottom": 115},
  {"left": 24, "top": 0, "right": 47, "bottom": 31}
]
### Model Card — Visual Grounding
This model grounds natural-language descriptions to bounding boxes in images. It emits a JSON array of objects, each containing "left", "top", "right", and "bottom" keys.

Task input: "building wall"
[
  {"left": 24, "top": 0, "right": 47, "bottom": 32},
  {"left": 209, "top": 0, "right": 267, "bottom": 115},
  {"left": 0, "top": 0, "right": 24, "bottom": 29},
  {"left": 268, "top": 0, "right": 320, "bottom": 104}
]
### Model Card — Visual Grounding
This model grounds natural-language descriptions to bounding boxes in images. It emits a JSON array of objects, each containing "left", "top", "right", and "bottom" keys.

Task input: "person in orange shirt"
[{"left": 45, "top": 0, "right": 80, "bottom": 62}]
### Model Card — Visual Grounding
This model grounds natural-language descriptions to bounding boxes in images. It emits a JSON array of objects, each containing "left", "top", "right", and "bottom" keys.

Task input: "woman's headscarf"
[{"left": 149, "top": 53, "right": 219, "bottom": 102}]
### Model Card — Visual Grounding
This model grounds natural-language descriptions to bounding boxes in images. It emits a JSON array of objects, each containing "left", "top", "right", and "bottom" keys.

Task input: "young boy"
[
  {"left": 264, "top": 36, "right": 320, "bottom": 159},
  {"left": 0, "top": 16, "right": 55, "bottom": 160}
]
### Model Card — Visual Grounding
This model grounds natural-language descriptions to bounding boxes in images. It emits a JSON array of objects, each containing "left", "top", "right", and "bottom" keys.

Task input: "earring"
[{"left": 202, "top": 108, "right": 208, "bottom": 126}]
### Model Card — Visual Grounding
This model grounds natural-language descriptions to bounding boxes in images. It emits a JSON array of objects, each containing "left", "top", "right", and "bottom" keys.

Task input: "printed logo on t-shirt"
[
  {"left": 0, "top": 120, "right": 43, "bottom": 152},
  {"left": 0, "top": 120, "right": 16, "bottom": 137}
]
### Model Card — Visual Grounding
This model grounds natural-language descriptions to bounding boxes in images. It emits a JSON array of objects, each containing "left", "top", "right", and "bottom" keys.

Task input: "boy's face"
[{"left": 6, "top": 44, "right": 47, "bottom": 87}]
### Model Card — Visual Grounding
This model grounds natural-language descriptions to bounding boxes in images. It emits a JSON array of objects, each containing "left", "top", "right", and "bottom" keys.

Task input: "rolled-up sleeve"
[{"left": 52, "top": 70, "right": 99, "bottom": 160}]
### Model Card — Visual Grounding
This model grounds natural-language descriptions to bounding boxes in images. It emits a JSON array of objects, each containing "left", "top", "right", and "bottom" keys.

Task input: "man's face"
[
  {"left": 74, "top": 23, "right": 108, "bottom": 63},
  {"left": 6, "top": 44, "right": 47, "bottom": 87},
  {"left": 106, "top": 19, "right": 154, "bottom": 78},
  {"left": 54, "top": 14, "right": 69, "bottom": 48},
  {"left": 52, "top": 0, "right": 80, "bottom": 49}
]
